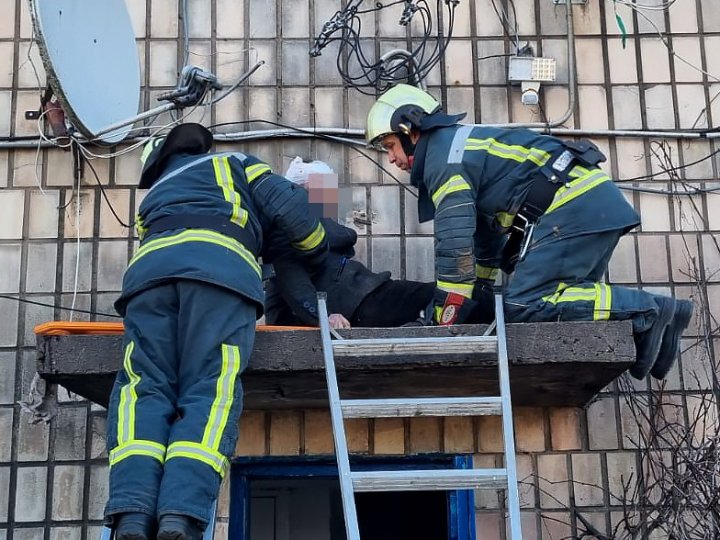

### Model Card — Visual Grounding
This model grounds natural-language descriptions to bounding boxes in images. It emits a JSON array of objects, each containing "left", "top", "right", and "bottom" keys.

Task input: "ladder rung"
[
  {"left": 331, "top": 336, "right": 497, "bottom": 357},
  {"left": 340, "top": 397, "right": 502, "bottom": 418},
  {"left": 351, "top": 469, "right": 508, "bottom": 492}
]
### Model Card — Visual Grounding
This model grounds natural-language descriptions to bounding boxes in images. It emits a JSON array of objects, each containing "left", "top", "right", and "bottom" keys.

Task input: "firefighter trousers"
[
  {"left": 504, "top": 228, "right": 660, "bottom": 333},
  {"left": 105, "top": 279, "right": 256, "bottom": 525}
]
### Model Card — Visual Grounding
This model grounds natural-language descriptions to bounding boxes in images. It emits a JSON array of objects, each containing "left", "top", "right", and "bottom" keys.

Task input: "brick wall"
[{"left": 1, "top": 0, "right": 718, "bottom": 538}]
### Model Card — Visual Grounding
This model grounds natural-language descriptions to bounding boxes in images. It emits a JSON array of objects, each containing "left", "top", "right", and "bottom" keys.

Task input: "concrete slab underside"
[{"left": 36, "top": 321, "right": 635, "bottom": 409}]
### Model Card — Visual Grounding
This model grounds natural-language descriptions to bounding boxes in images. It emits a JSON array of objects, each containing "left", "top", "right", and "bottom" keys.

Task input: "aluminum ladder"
[
  {"left": 99, "top": 501, "right": 217, "bottom": 539},
  {"left": 317, "top": 292, "right": 522, "bottom": 540}
]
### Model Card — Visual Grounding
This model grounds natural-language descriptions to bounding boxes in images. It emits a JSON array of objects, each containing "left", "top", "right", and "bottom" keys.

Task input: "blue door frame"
[{"left": 230, "top": 454, "right": 476, "bottom": 540}]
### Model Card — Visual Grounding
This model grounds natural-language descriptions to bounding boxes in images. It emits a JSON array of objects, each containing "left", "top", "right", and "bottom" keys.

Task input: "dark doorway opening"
[
  {"left": 356, "top": 491, "right": 448, "bottom": 540},
  {"left": 231, "top": 455, "right": 475, "bottom": 540}
]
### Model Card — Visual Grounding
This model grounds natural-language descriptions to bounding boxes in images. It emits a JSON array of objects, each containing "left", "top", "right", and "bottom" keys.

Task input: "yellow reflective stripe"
[
  {"left": 109, "top": 440, "right": 166, "bottom": 467},
  {"left": 245, "top": 163, "right": 271, "bottom": 183},
  {"left": 212, "top": 157, "right": 248, "bottom": 228},
  {"left": 546, "top": 169, "right": 610, "bottom": 214},
  {"left": 293, "top": 222, "right": 326, "bottom": 251},
  {"left": 166, "top": 441, "right": 229, "bottom": 477},
  {"left": 117, "top": 342, "right": 138, "bottom": 445},
  {"left": 594, "top": 283, "right": 612, "bottom": 321},
  {"left": 543, "top": 288, "right": 597, "bottom": 304},
  {"left": 495, "top": 212, "right": 515, "bottom": 228},
  {"left": 437, "top": 280, "right": 474, "bottom": 298},
  {"left": 465, "top": 138, "right": 551, "bottom": 167},
  {"left": 130, "top": 229, "right": 261, "bottom": 277},
  {"left": 431, "top": 175, "right": 471, "bottom": 207},
  {"left": 568, "top": 165, "right": 589, "bottom": 178},
  {"left": 475, "top": 264, "right": 499, "bottom": 280},
  {"left": 542, "top": 281, "right": 612, "bottom": 320},
  {"left": 202, "top": 344, "right": 241, "bottom": 451},
  {"left": 136, "top": 214, "right": 147, "bottom": 240}
]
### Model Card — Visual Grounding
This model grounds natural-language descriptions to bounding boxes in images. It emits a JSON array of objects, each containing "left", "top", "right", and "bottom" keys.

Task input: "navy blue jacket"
[
  {"left": 410, "top": 124, "right": 640, "bottom": 296},
  {"left": 263, "top": 218, "right": 390, "bottom": 325},
  {"left": 116, "top": 151, "right": 328, "bottom": 317}
]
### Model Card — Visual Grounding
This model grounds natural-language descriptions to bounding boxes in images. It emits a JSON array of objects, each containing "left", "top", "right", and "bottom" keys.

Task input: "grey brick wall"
[{"left": 0, "top": 0, "right": 718, "bottom": 537}]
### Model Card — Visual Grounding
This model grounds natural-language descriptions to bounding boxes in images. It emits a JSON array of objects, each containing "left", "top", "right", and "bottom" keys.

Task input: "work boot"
[
  {"left": 113, "top": 512, "right": 155, "bottom": 540},
  {"left": 157, "top": 514, "right": 205, "bottom": 540},
  {"left": 650, "top": 299, "right": 694, "bottom": 380},
  {"left": 630, "top": 296, "right": 676, "bottom": 380}
]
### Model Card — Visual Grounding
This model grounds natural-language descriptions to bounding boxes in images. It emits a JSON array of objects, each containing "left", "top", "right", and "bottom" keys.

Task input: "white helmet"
[{"left": 365, "top": 84, "right": 441, "bottom": 148}]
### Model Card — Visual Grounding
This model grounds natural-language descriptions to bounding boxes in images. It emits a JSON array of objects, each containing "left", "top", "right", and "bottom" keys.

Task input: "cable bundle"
[{"left": 311, "top": 0, "right": 459, "bottom": 94}]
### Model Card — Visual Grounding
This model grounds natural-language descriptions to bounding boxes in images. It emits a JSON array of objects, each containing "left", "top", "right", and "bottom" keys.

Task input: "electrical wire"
[
  {"left": 180, "top": 0, "right": 190, "bottom": 68},
  {"left": 209, "top": 119, "right": 419, "bottom": 197},
  {"left": 310, "top": 0, "right": 458, "bottom": 93},
  {"left": 488, "top": 0, "right": 519, "bottom": 52},
  {"left": 617, "top": 0, "right": 720, "bottom": 84},
  {"left": 84, "top": 155, "right": 134, "bottom": 229},
  {"left": 611, "top": 0, "right": 680, "bottom": 12},
  {"left": 69, "top": 166, "right": 81, "bottom": 322},
  {"left": 0, "top": 294, "right": 121, "bottom": 319},
  {"left": 614, "top": 145, "right": 720, "bottom": 185}
]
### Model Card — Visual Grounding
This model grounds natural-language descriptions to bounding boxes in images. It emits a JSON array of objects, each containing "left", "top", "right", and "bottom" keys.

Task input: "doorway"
[{"left": 230, "top": 455, "right": 475, "bottom": 540}]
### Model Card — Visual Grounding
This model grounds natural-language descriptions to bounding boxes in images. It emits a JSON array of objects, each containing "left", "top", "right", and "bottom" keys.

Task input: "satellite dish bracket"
[{"left": 157, "top": 65, "right": 223, "bottom": 107}]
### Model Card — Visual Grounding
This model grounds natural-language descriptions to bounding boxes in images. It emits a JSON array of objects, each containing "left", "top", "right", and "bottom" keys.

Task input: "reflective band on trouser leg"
[
  {"left": 203, "top": 344, "right": 242, "bottom": 450},
  {"left": 212, "top": 156, "right": 248, "bottom": 227},
  {"left": 594, "top": 283, "right": 612, "bottom": 321},
  {"left": 542, "top": 282, "right": 612, "bottom": 321},
  {"left": 117, "top": 341, "right": 138, "bottom": 445},
  {"left": 164, "top": 344, "right": 241, "bottom": 479},
  {"left": 165, "top": 441, "right": 230, "bottom": 478},
  {"left": 109, "top": 440, "right": 166, "bottom": 466}
]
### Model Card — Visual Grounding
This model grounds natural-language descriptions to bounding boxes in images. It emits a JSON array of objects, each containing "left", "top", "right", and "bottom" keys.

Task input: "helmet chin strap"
[{"left": 398, "top": 131, "right": 416, "bottom": 159}]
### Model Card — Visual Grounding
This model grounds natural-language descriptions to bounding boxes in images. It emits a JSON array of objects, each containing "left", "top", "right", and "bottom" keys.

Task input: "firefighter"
[
  {"left": 365, "top": 84, "right": 693, "bottom": 380},
  {"left": 262, "top": 158, "right": 494, "bottom": 328},
  {"left": 105, "top": 123, "right": 328, "bottom": 540}
]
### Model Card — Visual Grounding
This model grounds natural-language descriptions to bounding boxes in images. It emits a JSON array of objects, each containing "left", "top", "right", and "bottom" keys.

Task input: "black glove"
[{"left": 433, "top": 289, "right": 479, "bottom": 326}]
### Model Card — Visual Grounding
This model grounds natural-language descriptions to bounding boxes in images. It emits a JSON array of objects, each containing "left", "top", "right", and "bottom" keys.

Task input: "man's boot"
[
  {"left": 650, "top": 299, "right": 694, "bottom": 380},
  {"left": 113, "top": 512, "right": 155, "bottom": 540},
  {"left": 630, "top": 296, "right": 676, "bottom": 380},
  {"left": 157, "top": 514, "right": 205, "bottom": 540}
]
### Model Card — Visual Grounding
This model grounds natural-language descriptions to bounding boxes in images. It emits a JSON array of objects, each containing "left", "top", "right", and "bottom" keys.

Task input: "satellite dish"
[{"left": 28, "top": 0, "right": 141, "bottom": 144}]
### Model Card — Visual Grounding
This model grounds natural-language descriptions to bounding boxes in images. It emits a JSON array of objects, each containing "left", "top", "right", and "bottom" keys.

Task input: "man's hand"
[{"left": 329, "top": 313, "right": 352, "bottom": 329}]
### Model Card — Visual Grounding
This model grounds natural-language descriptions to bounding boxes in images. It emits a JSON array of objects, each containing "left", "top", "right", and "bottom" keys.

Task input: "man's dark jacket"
[{"left": 264, "top": 218, "right": 390, "bottom": 325}]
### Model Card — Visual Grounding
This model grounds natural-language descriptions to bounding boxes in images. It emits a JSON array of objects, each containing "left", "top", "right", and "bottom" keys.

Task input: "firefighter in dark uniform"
[
  {"left": 365, "top": 84, "right": 693, "bottom": 380},
  {"left": 104, "top": 123, "right": 328, "bottom": 540}
]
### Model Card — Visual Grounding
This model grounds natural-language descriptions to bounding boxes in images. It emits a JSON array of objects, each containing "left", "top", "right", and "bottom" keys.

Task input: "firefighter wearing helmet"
[
  {"left": 104, "top": 123, "right": 328, "bottom": 540},
  {"left": 366, "top": 83, "right": 692, "bottom": 381}
]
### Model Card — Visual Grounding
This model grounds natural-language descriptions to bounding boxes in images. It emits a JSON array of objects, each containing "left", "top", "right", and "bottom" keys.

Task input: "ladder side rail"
[
  {"left": 494, "top": 293, "right": 523, "bottom": 540},
  {"left": 203, "top": 499, "right": 217, "bottom": 540},
  {"left": 317, "top": 293, "right": 361, "bottom": 540}
]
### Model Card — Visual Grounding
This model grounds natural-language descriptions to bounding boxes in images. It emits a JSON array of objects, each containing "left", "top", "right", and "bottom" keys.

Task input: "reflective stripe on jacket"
[
  {"left": 409, "top": 124, "right": 640, "bottom": 295},
  {"left": 116, "top": 152, "right": 328, "bottom": 316}
]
